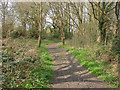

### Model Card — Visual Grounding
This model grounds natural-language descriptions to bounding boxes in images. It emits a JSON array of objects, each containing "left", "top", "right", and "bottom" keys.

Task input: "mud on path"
[{"left": 46, "top": 42, "right": 109, "bottom": 88}]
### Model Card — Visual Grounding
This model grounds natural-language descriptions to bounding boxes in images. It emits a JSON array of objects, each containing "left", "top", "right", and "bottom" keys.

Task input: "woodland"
[{"left": 0, "top": 1, "right": 120, "bottom": 88}]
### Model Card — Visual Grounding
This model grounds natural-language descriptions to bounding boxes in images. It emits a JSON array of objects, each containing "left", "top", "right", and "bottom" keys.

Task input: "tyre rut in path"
[{"left": 46, "top": 42, "right": 109, "bottom": 88}]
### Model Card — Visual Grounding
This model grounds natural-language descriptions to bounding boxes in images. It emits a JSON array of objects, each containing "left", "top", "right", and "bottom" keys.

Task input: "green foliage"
[
  {"left": 10, "top": 26, "right": 27, "bottom": 38},
  {"left": 10, "top": 30, "right": 21, "bottom": 38},
  {"left": 27, "top": 30, "right": 39, "bottom": 39},
  {"left": 64, "top": 27, "right": 73, "bottom": 39},
  {"left": 42, "top": 28, "right": 61, "bottom": 40},
  {"left": 42, "top": 40, "right": 61, "bottom": 45},
  {"left": 112, "top": 34, "right": 120, "bottom": 54},
  {"left": 52, "top": 29, "right": 61, "bottom": 39}
]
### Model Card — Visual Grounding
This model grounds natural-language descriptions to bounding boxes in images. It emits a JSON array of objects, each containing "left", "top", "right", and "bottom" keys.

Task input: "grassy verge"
[
  {"left": 60, "top": 44, "right": 118, "bottom": 88},
  {"left": 2, "top": 38, "right": 60, "bottom": 88}
]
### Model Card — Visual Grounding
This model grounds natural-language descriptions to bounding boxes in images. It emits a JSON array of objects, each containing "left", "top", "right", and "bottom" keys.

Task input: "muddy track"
[{"left": 46, "top": 42, "right": 109, "bottom": 88}]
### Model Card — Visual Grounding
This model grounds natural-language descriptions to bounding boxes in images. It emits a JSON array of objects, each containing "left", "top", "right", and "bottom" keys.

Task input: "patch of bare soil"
[{"left": 46, "top": 42, "right": 109, "bottom": 88}]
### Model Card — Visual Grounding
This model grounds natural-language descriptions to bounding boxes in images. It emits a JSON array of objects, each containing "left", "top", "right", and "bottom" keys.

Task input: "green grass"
[
  {"left": 2, "top": 39, "right": 61, "bottom": 88},
  {"left": 42, "top": 40, "right": 61, "bottom": 45},
  {"left": 24, "top": 44, "right": 53, "bottom": 88},
  {"left": 60, "top": 45, "right": 118, "bottom": 88}
]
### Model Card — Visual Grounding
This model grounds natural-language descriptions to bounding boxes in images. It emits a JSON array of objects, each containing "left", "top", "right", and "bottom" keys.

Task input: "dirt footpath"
[{"left": 46, "top": 42, "right": 109, "bottom": 88}]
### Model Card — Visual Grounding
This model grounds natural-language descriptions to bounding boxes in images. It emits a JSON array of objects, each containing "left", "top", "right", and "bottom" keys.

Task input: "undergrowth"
[
  {"left": 2, "top": 38, "right": 60, "bottom": 88},
  {"left": 60, "top": 44, "right": 118, "bottom": 88}
]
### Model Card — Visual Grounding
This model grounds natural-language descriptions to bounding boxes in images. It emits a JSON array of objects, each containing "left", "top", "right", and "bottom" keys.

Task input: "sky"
[{"left": 45, "top": 14, "right": 53, "bottom": 28}]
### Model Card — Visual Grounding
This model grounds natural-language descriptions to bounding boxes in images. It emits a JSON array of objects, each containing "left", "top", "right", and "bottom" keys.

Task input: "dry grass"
[{"left": 3, "top": 38, "right": 39, "bottom": 61}]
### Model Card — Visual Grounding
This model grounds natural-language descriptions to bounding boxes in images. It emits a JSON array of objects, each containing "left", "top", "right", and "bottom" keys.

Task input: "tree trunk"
[
  {"left": 117, "top": 2, "right": 120, "bottom": 53},
  {"left": 118, "top": 3, "right": 120, "bottom": 36},
  {"left": 22, "top": 21, "right": 26, "bottom": 36},
  {"left": 98, "top": 2, "right": 106, "bottom": 45},
  {"left": 2, "top": 2, "right": 6, "bottom": 38},
  {"left": 61, "top": 21, "right": 65, "bottom": 45},
  {"left": 38, "top": 24, "right": 42, "bottom": 47},
  {"left": 60, "top": 20, "right": 65, "bottom": 45},
  {"left": 112, "top": 2, "right": 120, "bottom": 52},
  {"left": 117, "top": 2, "right": 120, "bottom": 83},
  {"left": 114, "top": 2, "right": 119, "bottom": 35},
  {"left": 59, "top": 4, "right": 65, "bottom": 46},
  {"left": 67, "top": 3, "right": 70, "bottom": 34},
  {"left": 38, "top": 2, "right": 42, "bottom": 47}
]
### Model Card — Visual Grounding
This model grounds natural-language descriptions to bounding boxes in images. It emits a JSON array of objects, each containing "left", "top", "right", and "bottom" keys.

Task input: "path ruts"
[{"left": 46, "top": 42, "right": 109, "bottom": 88}]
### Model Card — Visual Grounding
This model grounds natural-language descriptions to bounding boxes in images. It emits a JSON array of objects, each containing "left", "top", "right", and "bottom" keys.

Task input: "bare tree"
[
  {"left": 49, "top": 3, "right": 65, "bottom": 45},
  {"left": 0, "top": 2, "right": 8, "bottom": 38},
  {"left": 89, "top": 2, "right": 115, "bottom": 45},
  {"left": 38, "top": 2, "right": 42, "bottom": 47}
]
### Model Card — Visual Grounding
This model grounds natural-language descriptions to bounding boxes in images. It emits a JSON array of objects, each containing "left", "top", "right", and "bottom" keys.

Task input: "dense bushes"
[{"left": 10, "top": 26, "right": 26, "bottom": 38}]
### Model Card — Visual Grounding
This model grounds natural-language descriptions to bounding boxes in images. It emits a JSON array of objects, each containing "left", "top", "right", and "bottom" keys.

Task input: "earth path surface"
[{"left": 46, "top": 42, "right": 109, "bottom": 88}]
